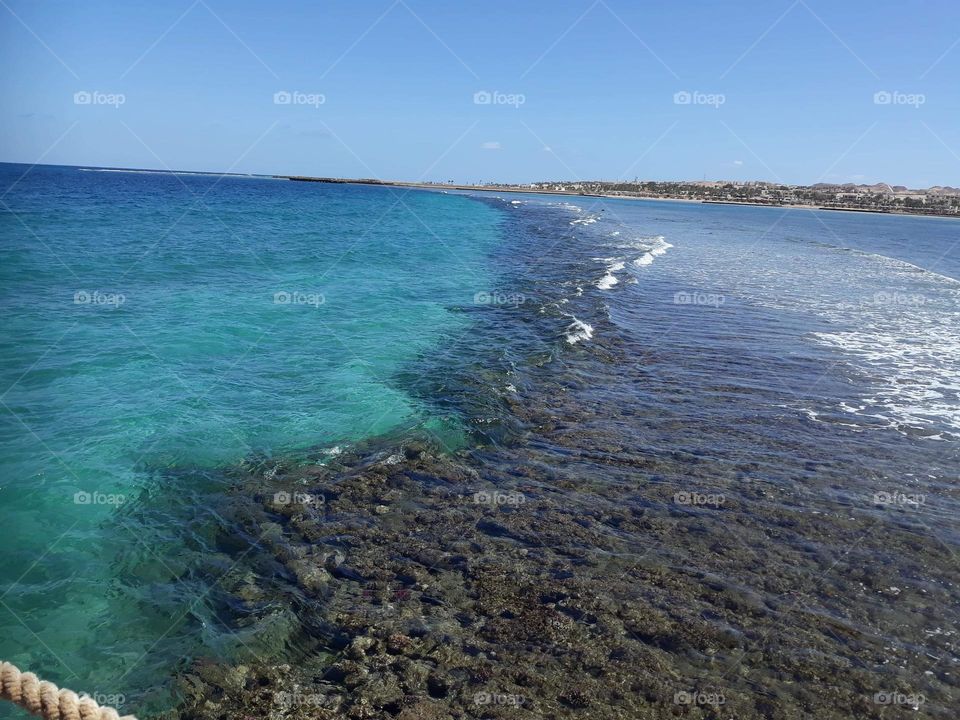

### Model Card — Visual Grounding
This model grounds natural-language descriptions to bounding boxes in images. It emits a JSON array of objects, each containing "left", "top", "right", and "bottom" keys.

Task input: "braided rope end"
[{"left": 1, "top": 662, "right": 137, "bottom": 720}]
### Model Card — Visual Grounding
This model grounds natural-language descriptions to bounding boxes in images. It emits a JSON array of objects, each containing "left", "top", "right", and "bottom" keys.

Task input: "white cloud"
[
  {"left": 481, "top": 141, "right": 502, "bottom": 150},
  {"left": 733, "top": 160, "right": 744, "bottom": 166}
]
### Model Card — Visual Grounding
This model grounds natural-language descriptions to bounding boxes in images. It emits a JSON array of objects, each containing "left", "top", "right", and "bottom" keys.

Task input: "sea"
[{"left": 1, "top": 163, "right": 957, "bottom": 718}]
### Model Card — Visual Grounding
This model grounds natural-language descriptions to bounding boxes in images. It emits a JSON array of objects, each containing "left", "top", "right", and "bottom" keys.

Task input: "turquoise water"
[{"left": 0, "top": 165, "right": 503, "bottom": 709}]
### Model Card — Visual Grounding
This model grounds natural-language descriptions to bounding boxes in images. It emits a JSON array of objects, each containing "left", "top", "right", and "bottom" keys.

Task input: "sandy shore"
[{"left": 280, "top": 176, "right": 958, "bottom": 219}]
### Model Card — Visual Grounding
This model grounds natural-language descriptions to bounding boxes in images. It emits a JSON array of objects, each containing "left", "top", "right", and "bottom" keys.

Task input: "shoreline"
[{"left": 281, "top": 175, "right": 960, "bottom": 220}]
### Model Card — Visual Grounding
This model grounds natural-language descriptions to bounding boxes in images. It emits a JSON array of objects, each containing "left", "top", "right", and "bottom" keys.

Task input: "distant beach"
[{"left": 281, "top": 174, "right": 960, "bottom": 219}]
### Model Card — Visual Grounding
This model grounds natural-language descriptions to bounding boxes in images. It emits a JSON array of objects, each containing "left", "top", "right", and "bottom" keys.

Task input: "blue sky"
[{"left": 2, "top": 0, "right": 959, "bottom": 186}]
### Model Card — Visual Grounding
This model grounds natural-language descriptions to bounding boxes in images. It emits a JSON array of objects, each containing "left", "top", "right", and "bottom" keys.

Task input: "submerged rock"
[{"left": 172, "top": 389, "right": 960, "bottom": 720}]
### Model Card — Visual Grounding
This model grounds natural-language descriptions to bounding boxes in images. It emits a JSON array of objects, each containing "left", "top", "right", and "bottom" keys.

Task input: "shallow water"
[
  {"left": 0, "top": 164, "right": 502, "bottom": 710},
  {"left": 1, "top": 168, "right": 958, "bottom": 718}
]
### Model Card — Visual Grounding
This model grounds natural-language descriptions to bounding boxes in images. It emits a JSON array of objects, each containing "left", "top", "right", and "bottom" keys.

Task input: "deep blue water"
[{"left": 1, "top": 165, "right": 958, "bottom": 716}]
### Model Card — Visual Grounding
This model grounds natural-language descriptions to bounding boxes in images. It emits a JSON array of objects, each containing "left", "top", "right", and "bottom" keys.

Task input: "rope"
[{"left": 0, "top": 662, "right": 136, "bottom": 720}]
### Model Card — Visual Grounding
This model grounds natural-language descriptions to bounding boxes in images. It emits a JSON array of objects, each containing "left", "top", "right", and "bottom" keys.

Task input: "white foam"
[
  {"left": 565, "top": 318, "right": 594, "bottom": 344},
  {"left": 615, "top": 235, "right": 670, "bottom": 251},
  {"left": 597, "top": 274, "right": 619, "bottom": 289},
  {"left": 650, "top": 238, "right": 673, "bottom": 256},
  {"left": 625, "top": 221, "right": 958, "bottom": 439},
  {"left": 607, "top": 235, "right": 673, "bottom": 270},
  {"left": 594, "top": 258, "right": 627, "bottom": 289},
  {"left": 596, "top": 259, "right": 626, "bottom": 289},
  {"left": 640, "top": 240, "right": 671, "bottom": 266},
  {"left": 812, "top": 325, "right": 960, "bottom": 437}
]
